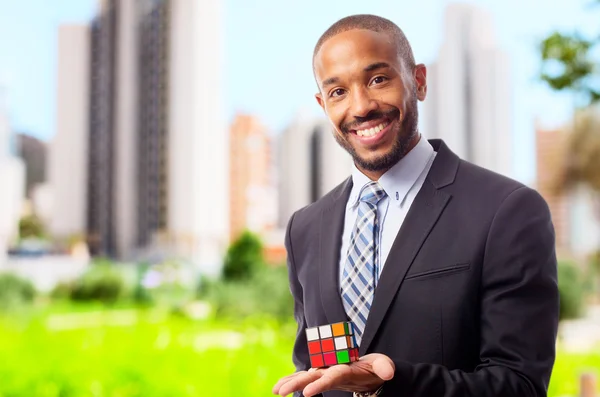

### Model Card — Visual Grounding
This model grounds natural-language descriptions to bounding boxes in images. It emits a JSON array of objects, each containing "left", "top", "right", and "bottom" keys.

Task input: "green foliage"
[
  {"left": 0, "top": 272, "right": 36, "bottom": 311},
  {"left": 222, "top": 230, "right": 266, "bottom": 281},
  {"left": 204, "top": 265, "right": 294, "bottom": 322},
  {"left": 18, "top": 214, "right": 46, "bottom": 240},
  {"left": 0, "top": 307, "right": 296, "bottom": 397},
  {"left": 538, "top": 7, "right": 600, "bottom": 106},
  {"left": 558, "top": 261, "right": 585, "bottom": 321},
  {"left": 68, "top": 262, "right": 126, "bottom": 305}
]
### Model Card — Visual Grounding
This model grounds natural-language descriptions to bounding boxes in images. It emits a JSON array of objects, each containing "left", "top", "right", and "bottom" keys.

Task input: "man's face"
[{"left": 314, "top": 29, "right": 427, "bottom": 173}]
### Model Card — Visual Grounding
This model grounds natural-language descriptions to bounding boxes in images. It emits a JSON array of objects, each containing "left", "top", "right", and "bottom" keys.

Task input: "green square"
[
  {"left": 336, "top": 350, "right": 350, "bottom": 364},
  {"left": 344, "top": 323, "right": 349, "bottom": 335}
]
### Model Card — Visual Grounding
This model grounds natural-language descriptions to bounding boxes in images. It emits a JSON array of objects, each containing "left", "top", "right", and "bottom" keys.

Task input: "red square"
[
  {"left": 323, "top": 352, "right": 337, "bottom": 366},
  {"left": 349, "top": 348, "right": 359, "bottom": 362},
  {"left": 308, "top": 341, "right": 321, "bottom": 354},
  {"left": 321, "top": 338, "right": 335, "bottom": 352},
  {"left": 310, "top": 354, "right": 324, "bottom": 368}
]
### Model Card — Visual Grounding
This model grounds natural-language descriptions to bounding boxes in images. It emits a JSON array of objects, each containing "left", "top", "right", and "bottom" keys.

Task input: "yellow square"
[{"left": 332, "top": 322, "right": 345, "bottom": 336}]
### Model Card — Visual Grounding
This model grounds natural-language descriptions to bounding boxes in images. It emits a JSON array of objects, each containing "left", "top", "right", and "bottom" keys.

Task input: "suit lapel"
[
  {"left": 319, "top": 178, "right": 353, "bottom": 325},
  {"left": 359, "top": 178, "right": 452, "bottom": 355}
]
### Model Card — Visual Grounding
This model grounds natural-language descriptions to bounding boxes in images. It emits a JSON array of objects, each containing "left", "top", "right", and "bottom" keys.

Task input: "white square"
[
  {"left": 319, "top": 325, "right": 332, "bottom": 338},
  {"left": 306, "top": 327, "right": 319, "bottom": 341},
  {"left": 334, "top": 336, "right": 348, "bottom": 350}
]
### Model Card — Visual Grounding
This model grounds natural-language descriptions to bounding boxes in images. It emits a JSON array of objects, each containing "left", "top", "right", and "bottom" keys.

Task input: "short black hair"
[{"left": 313, "top": 14, "right": 416, "bottom": 71}]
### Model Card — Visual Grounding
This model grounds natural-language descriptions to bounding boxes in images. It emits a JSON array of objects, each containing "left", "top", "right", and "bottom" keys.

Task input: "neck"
[{"left": 357, "top": 134, "right": 421, "bottom": 181}]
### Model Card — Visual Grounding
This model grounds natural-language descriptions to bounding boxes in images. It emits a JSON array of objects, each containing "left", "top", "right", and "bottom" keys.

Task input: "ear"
[
  {"left": 315, "top": 92, "right": 326, "bottom": 112},
  {"left": 414, "top": 64, "right": 427, "bottom": 101}
]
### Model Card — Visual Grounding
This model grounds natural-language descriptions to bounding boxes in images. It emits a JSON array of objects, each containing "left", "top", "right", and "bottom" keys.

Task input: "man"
[{"left": 272, "top": 14, "right": 559, "bottom": 397}]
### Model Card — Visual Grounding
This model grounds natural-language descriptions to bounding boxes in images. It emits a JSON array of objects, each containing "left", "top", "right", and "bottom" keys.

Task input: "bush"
[
  {"left": 206, "top": 264, "right": 294, "bottom": 322},
  {"left": 69, "top": 263, "right": 125, "bottom": 305},
  {"left": 222, "top": 230, "right": 265, "bottom": 282},
  {"left": 558, "top": 261, "right": 585, "bottom": 321},
  {"left": 0, "top": 272, "right": 36, "bottom": 310}
]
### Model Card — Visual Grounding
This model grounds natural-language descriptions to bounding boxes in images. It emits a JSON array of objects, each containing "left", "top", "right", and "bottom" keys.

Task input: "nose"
[{"left": 349, "top": 86, "right": 378, "bottom": 118}]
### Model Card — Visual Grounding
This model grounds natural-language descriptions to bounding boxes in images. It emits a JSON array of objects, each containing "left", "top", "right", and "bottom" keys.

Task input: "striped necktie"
[{"left": 340, "top": 181, "right": 386, "bottom": 345}]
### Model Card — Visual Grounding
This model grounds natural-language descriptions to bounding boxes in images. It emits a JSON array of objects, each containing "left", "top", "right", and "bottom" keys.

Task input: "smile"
[{"left": 355, "top": 120, "right": 390, "bottom": 137}]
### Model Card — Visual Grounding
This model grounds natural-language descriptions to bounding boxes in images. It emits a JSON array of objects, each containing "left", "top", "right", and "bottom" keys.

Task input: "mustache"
[{"left": 341, "top": 108, "right": 400, "bottom": 133}]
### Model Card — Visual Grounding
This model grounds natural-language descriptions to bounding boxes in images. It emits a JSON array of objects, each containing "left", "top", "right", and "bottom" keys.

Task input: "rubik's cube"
[{"left": 306, "top": 321, "right": 359, "bottom": 368}]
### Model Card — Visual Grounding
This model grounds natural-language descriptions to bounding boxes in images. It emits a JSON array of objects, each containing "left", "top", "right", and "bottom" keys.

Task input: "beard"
[{"left": 333, "top": 96, "right": 419, "bottom": 172}]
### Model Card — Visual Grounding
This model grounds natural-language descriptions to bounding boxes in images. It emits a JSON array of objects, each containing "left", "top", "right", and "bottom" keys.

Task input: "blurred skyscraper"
[
  {"left": 50, "top": 0, "right": 228, "bottom": 275},
  {"left": 49, "top": 25, "right": 90, "bottom": 248},
  {"left": 425, "top": 3, "right": 512, "bottom": 177},
  {"left": 229, "top": 114, "right": 277, "bottom": 240},
  {"left": 277, "top": 115, "right": 352, "bottom": 227},
  {"left": 535, "top": 122, "right": 600, "bottom": 259},
  {"left": 15, "top": 133, "right": 47, "bottom": 198},
  {"left": 0, "top": 87, "right": 26, "bottom": 266},
  {"left": 535, "top": 124, "right": 571, "bottom": 254}
]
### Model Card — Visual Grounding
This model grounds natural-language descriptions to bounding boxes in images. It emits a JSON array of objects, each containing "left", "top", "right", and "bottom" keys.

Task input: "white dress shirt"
[{"left": 339, "top": 136, "right": 436, "bottom": 286}]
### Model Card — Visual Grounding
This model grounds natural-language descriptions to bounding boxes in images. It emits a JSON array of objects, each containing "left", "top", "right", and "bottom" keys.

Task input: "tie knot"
[{"left": 359, "top": 181, "right": 386, "bottom": 205}]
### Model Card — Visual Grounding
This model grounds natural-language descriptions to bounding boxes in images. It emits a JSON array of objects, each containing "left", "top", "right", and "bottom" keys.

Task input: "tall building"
[
  {"left": 0, "top": 87, "right": 25, "bottom": 266},
  {"left": 535, "top": 121, "right": 600, "bottom": 259},
  {"left": 72, "top": 0, "right": 228, "bottom": 274},
  {"left": 229, "top": 114, "right": 276, "bottom": 240},
  {"left": 535, "top": 125, "right": 571, "bottom": 253},
  {"left": 425, "top": 3, "right": 512, "bottom": 177},
  {"left": 87, "top": 1, "right": 118, "bottom": 257},
  {"left": 278, "top": 115, "right": 352, "bottom": 227},
  {"left": 49, "top": 24, "right": 90, "bottom": 243},
  {"left": 16, "top": 133, "right": 47, "bottom": 198}
]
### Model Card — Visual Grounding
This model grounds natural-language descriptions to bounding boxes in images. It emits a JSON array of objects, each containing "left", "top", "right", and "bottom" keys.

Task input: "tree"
[
  {"left": 18, "top": 214, "right": 46, "bottom": 240},
  {"left": 222, "top": 230, "right": 265, "bottom": 281},
  {"left": 539, "top": 1, "right": 600, "bottom": 107}
]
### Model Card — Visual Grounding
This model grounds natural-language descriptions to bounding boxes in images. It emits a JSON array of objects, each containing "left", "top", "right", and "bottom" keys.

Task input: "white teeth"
[{"left": 356, "top": 121, "right": 388, "bottom": 137}]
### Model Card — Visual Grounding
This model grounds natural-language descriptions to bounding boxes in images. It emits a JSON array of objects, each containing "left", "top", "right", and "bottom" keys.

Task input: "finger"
[
  {"left": 302, "top": 369, "right": 346, "bottom": 397},
  {"left": 272, "top": 371, "right": 307, "bottom": 394},
  {"left": 371, "top": 356, "right": 395, "bottom": 381},
  {"left": 278, "top": 370, "right": 323, "bottom": 396}
]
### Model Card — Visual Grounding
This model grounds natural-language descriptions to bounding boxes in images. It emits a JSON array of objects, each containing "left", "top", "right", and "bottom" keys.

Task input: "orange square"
[{"left": 332, "top": 322, "right": 346, "bottom": 336}]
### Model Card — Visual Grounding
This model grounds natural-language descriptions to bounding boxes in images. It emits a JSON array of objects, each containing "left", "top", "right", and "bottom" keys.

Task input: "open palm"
[{"left": 272, "top": 353, "right": 395, "bottom": 397}]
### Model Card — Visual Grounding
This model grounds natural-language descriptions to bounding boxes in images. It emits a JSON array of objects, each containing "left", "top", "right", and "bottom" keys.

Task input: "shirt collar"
[{"left": 348, "top": 136, "right": 434, "bottom": 208}]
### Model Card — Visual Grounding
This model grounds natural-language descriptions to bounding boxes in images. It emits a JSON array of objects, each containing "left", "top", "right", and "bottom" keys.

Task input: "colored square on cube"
[
  {"left": 321, "top": 338, "right": 335, "bottom": 352},
  {"left": 308, "top": 341, "right": 321, "bottom": 354},
  {"left": 346, "top": 336, "right": 355, "bottom": 349},
  {"left": 349, "top": 348, "right": 359, "bottom": 362},
  {"left": 306, "top": 321, "right": 359, "bottom": 368},
  {"left": 306, "top": 327, "right": 320, "bottom": 341},
  {"left": 310, "top": 354, "right": 324, "bottom": 368},
  {"left": 319, "top": 325, "right": 333, "bottom": 338},
  {"left": 323, "top": 352, "right": 337, "bottom": 366},
  {"left": 334, "top": 336, "right": 348, "bottom": 350},
  {"left": 336, "top": 350, "right": 350, "bottom": 364},
  {"left": 332, "top": 322, "right": 346, "bottom": 336}
]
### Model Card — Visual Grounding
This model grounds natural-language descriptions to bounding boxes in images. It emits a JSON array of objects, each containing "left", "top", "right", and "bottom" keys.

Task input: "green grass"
[
  {"left": 0, "top": 304, "right": 296, "bottom": 397},
  {"left": 0, "top": 303, "right": 598, "bottom": 396}
]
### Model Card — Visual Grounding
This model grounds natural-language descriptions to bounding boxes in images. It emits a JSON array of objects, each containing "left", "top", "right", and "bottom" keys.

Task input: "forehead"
[{"left": 314, "top": 29, "right": 400, "bottom": 81}]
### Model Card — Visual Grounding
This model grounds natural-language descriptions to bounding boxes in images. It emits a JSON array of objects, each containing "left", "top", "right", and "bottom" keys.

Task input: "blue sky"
[{"left": 0, "top": 0, "right": 598, "bottom": 184}]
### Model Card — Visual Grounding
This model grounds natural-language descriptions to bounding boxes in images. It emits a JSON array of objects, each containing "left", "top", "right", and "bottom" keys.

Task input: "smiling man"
[{"left": 272, "top": 14, "right": 559, "bottom": 397}]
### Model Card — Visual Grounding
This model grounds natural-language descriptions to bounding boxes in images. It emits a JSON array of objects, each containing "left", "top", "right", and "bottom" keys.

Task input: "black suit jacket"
[{"left": 285, "top": 139, "right": 559, "bottom": 397}]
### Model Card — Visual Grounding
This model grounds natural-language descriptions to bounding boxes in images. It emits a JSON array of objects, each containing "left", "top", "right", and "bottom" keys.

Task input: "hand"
[{"left": 272, "top": 353, "right": 395, "bottom": 397}]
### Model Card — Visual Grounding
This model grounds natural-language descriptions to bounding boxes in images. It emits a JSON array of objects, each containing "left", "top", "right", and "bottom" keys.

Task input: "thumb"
[{"left": 371, "top": 355, "right": 395, "bottom": 381}]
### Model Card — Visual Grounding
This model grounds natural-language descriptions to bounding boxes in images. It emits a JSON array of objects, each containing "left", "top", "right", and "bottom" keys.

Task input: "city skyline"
[{"left": 1, "top": 0, "right": 599, "bottom": 186}]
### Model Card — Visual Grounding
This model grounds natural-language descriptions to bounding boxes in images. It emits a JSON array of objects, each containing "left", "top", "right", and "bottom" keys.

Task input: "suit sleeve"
[
  {"left": 285, "top": 212, "right": 323, "bottom": 397},
  {"left": 381, "top": 186, "right": 560, "bottom": 397},
  {"left": 285, "top": 211, "right": 311, "bottom": 372}
]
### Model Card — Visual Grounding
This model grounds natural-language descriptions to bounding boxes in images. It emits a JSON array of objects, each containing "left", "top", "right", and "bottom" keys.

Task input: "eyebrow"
[
  {"left": 321, "top": 62, "right": 392, "bottom": 88},
  {"left": 364, "top": 62, "right": 390, "bottom": 72}
]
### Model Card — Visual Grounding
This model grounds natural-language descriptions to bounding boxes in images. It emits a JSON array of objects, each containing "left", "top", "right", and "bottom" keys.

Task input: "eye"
[
  {"left": 370, "top": 76, "right": 388, "bottom": 85},
  {"left": 330, "top": 88, "right": 346, "bottom": 98}
]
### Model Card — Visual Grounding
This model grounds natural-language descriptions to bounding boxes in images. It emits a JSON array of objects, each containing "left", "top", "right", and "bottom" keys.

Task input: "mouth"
[
  {"left": 349, "top": 118, "right": 395, "bottom": 146},
  {"left": 353, "top": 120, "right": 391, "bottom": 137}
]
